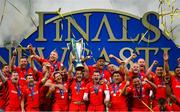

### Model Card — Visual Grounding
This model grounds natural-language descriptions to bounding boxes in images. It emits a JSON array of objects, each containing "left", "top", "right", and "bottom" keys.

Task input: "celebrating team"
[{"left": 0, "top": 44, "right": 179, "bottom": 111}]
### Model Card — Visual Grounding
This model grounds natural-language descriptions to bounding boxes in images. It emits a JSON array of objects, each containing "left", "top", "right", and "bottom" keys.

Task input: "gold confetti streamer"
[
  {"left": 158, "top": 0, "right": 179, "bottom": 39},
  {"left": 138, "top": 30, "right": 149, "bottom": 44}
]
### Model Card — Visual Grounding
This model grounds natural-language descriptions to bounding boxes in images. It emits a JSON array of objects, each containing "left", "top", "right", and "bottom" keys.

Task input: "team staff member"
[{"left": 83, "top": 71, "right": 110, "bottom": 111}]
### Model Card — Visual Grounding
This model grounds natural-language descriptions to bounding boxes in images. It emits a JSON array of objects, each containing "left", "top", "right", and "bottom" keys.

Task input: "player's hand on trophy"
[
  {"left": 81, "top": 55, "right": 91, "bottom": 63},
  {"left": 12, "top": 49, "right": 17, "bottom": 56},
  {"left": 71, "top": 55, "right": 76, "bottom": 62}
]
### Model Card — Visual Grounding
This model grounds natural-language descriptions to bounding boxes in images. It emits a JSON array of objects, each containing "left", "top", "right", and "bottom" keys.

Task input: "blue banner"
[{"left": 0, "top": 9, "right": 179, "bottom": 70}]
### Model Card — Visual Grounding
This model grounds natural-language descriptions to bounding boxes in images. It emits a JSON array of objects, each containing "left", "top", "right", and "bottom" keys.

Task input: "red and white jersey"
[
  {"left": 85, "top": 82, "right": 108, "bottom": 106},
  {"left": 38, "top": 58, "right": 63, "bottom": 72},
  {"left": 108, "top": 81, "right": 128, "bottom": 111},
  {"left": 23, "top": 81, "right": 43, "bottom": 111},
  {"left": 127, "top": 83, "right": 152, "bottom": 111},
  {"left": 70, "top": 80, "right": 86, "bottom": 102},
  {"left": 0, "top": 80, "right": 8, "bottom": 110},
  {"left": 53, "top": 82, "right": 69, "bottom": 105},
  {"left": 153, "top": 76, "right": 167, "bottom": 100},
  {"left": 5, "top": 80, "right": 23, "bottom": 111},
  {"left": 88, "top": 66, "right": 111, "bottom": 82},
  {"left": 13, "top": 67, "right": 37, "bottom": 85},
  {"left": 171, "top": 76, "right": 180, "bottom": 111}
]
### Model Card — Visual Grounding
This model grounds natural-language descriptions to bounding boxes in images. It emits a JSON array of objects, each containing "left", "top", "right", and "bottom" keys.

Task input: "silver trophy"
[{"left": 67, "top": 38, "right": 86, "bottom": 69}]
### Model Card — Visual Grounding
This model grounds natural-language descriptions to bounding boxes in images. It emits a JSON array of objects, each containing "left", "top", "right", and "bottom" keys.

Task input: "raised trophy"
[{"left": 67, "top": 38, "right": 87, "bottom": 69}]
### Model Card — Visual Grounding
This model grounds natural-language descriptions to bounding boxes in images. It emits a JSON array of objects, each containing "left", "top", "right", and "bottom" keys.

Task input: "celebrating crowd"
[{"left": 0, "top": 44, "right": 179, "bottom": 111}]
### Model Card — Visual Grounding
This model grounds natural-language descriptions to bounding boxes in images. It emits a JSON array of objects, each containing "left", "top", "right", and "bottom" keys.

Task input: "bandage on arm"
[
  {"left": 104, "top": 90, "right": 110, "bottom": 101},
  {"left": 83, "top": 93, "right": 89, "bottom": 101}
]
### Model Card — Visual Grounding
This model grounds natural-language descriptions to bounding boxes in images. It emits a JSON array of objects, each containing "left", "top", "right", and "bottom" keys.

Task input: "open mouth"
[
  {"left": 77, "top": 76, "right": 82, "bottom": 79},
  {"left": 14, "top": 78, "right": 18, "bottom": 81}
]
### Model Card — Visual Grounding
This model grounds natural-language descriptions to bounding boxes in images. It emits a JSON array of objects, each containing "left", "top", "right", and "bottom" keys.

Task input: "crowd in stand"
[{"left": 0, "top": 44, "right": 179, "bottom": 111}]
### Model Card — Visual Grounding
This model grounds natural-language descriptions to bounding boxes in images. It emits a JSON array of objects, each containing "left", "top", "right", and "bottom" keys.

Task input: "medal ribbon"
[
  {"left": 99, "top": 68, "right": 104, "bottom": 80},
  {"left": 14, "top": 83, "right": 21, "bottom": 98},
  {"left": 28, "top": 84, "right": 34, "bottom": 99},
  {"left": 50, "top": 61, "right": 58, "bottom": 71},
  {"left": 76, "top": 82, "right": 81, "bottom": 93},
  {"left": 24, "top": 68, "right": 28, "bottom": 79},
  {"left": 113, "top": 84, "right": 119, "bottom": 94},
  {"left": 135, "top": 86, "right": 142, "bottom": 99},
  {"left": 94, "top": 85, "right": 99, "bottom": 94}
]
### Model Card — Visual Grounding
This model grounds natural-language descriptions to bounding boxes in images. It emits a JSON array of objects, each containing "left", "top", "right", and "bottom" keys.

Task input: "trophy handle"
[{"left": 82, "top": 43, "right": 85, "bottom": 57}]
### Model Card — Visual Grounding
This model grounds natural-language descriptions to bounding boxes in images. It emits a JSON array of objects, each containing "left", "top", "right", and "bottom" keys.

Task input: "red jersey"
[
  {"left": 69, "top": 80, "right": 86, "bottom": 111},
  {"left": 88, "top": 66, "right": 111, "bottom": 82},
  {"left": 52, "top": 83, "right": 69, "bottom": 111},
  {"left": 39, "top": 86, "right": 53, "bottom": 111},
  {"left": 128, "top": 71, "right": 146, "bottom": 81},
  {"left": 171, "top": 76, "right": 180, "bottom": 111},
  {"left": 23, "top": 82, "right": 43, "bottom": 111},
  {"left": 70, "top": 80, "right": 86, "bottom": 102},
  {"left": 5, "top": 80, "right": 23, "bottom": 111},
  {"left": 0, "top": 82, "right": 8, "bottom": 110},
  {"left": 85, "top": 82, "right": 108, "bottom": 111},
  {"left": 14, "top": 67, "right": 35, "bottom": 85},
  {"left": 154, "top": 76, "right": 167, "bottom": 100},
  {"left": 86, "top": 82, "right": 108, "bottom": 105},
  {"left": 39, "top": 58, "right": 63, "bottom": 72},
  {"left": 127, "top": 83, "right": 152, "bottom": 111},
  {"left": 109, "top": 81, "right": 128, "bottom": 111}
]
